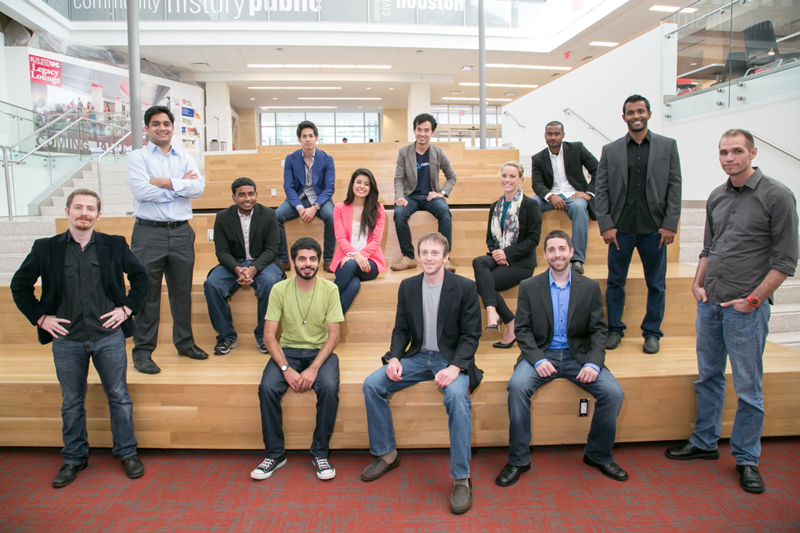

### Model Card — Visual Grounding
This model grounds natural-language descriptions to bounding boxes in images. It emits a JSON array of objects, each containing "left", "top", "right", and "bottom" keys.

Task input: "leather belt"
[{"left": 136, "top": 218, "right": 187, "bottom": 229}]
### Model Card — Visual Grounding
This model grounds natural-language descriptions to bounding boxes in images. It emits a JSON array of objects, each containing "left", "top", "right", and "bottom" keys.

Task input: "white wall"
[{"left": 205, "top": 81, "right": 233, "bottom": 151}]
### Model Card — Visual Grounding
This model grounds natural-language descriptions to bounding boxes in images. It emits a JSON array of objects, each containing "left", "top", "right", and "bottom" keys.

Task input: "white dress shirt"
[
  {"left": 545, "top": 147, "right": 577, "bottom": 200},
  {"left": 239, "top": 210, "right": 254, "bottom": 261}
]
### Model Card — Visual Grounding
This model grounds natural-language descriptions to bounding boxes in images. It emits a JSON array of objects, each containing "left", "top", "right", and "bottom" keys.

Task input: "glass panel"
[
  {"left": 306, "top": 113, "right": 335, "bottom": 127},
  {"left": 316, "top": 126, "right": 335, "bottom": 144}
]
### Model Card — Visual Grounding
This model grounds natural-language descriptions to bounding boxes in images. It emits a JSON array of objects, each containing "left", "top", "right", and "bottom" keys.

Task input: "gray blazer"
[
  {"left": 594, "top": 131, "right": 682, "bottom": 233},
  {"left": 394, "top": 143, "right": 457, "bottom": 201}
]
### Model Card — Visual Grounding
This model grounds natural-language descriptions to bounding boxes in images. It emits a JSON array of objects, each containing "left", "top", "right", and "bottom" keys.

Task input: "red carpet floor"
[{"left": 1, "top": 439, "right": 799, "bottom": 532}]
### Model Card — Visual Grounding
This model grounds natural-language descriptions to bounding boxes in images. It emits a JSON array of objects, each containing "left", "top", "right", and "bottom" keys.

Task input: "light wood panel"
[
  {"left": 235, "top": 108, "right": 257, "bottom": 151},
  {"left": 382, "top": 109, "right": 408, "bottom": 143}
]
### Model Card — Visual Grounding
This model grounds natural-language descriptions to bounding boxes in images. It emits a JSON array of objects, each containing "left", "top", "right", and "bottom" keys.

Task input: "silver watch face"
[{"left": 281, "top": 365, "right": 289, "bottom": 372}]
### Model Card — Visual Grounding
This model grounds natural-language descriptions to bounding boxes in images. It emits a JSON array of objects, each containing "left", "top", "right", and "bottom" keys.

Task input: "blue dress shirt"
[{"left": 127, "top": 142, "right": 204, "bottom": 222}]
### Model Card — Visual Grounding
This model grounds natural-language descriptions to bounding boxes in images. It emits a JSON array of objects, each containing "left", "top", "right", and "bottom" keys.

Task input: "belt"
[{"left": 136, "top": 218, "right": 187, "bottom": 229}]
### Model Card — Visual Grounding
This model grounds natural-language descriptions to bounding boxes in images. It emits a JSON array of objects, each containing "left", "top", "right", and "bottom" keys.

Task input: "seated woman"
[
  {"left": 331, "top": 168, "right": 387, "bottom": 314},
  {"left": 473, "top": 161, "right": 542, "bottom": 349}
]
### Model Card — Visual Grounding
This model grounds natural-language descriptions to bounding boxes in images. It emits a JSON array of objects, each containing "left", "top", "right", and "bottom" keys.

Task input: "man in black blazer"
[
  {"left": 361, "top": 232, "right": 482, "bottom": 515},
  {"left": 594, "top": 94, "right": 682, "bottom": 355},
  {"left": 531, "top": 121, "right": 599, "bottom": 274},
  {"left": 11, "top": 189, "right": 149, "bottom": 488},
  {"left": 495, "top": 230, "right": 627, "bottom": 487},
  {"left": 204, "top": 178, "right": 285, "bottom": 355}
]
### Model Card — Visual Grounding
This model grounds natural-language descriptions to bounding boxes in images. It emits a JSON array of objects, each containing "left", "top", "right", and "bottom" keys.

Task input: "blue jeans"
[
  {"left": 204, "top": 261, "right": 285, "bottom": 344},
  {"left": 690, "top": 301, "right": 770, "bottom": 465},
  {"left": 274, "top": 198, "right": 335, "bottom": 263},
  {"left": 531, "top": 195, "right": 589, "bottom": 264},
  {"left": 362, "top": 351, "right": 472, "bottom": 479},
  {"left": 606, "top": 231, "right": 667, "bottom": 338},
  {"left": 51, "top": 329, "right": 137, "bottom": 464},
  {"left": 393, "top": 194, "right": 452, "bottom": 259},
  {"left": 334, "top": 259, "right": 379, "bottom": 314},
  {"left": 507, "top": 349, "right": 624, "bottom": 466}
]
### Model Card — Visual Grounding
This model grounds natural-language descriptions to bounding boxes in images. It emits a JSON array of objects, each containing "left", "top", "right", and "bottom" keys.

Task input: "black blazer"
[
  {"left": 11, "top": 230, "right": 149, "bottom": 345},
  {"left": 484, "top": 194, "right": 542, "bottom": 270},
  {"left": 383, "top": 270, "right": 484, "bottom": 392},
  {"left": 515, "top": 270, "right": 607, "bottom": 370},
  {"left": 212, "top": 203, "right": 281, "bottom": 274},
  {"left": 531, "top": 141, "right": 599, "bottom": 220}
]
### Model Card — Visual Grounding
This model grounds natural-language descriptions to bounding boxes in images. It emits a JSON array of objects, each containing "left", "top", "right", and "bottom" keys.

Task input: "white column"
[
  {"left": 205, "top": 81, "right": 233, "bottom": 151},
  {"left": 0, "top": 32, "right": 8, "bottom": 103},
  {"left": 407, "top": 83, "right": 431, "bottom": 142}
]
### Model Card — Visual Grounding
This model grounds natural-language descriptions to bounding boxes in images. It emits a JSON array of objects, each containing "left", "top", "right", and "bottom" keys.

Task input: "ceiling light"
[
  {"left": 272, "top": 97, "right": 278, "bottom": 100},
  {"left": 442, "top": 97, "right": 513, "bottom": 102},
  {"left": 297, "top": 97, "right": 382, "bottom": 100},
  {"left": 449, "top": 90, "right": 465, "bottom": 95},
  {"left": 247, "top": 64, "right": 284, "bottom": 68},
  {"left": 389, "top": 87, "right": 394, "bottom": 90},
  {"left": 462, "top": 65, "right": 477, "bottom": 71},
  {"left": 249, "top": 86, "right": 342, "bottom": 90},
  {"left": 366, "top": 87, "right": 372, "bottom": 90},
  {"left": 589, "top": 41, "right": 618, "bottom": 47},
  {"left": 486, "top": 64, "right": 572, "bottom": 71},
  {"left": 260, "top": 106, "right": 338, "bottom": 109},
  {"left": 250, "top": 97, "right": 256, "bottom": 100},
  {"left": 285, "top": 64, "right": 320, "bottom": 68},
  {"left": 690, "top": 62, "right": 698, "bottom": 66},
  {"left": 356, "top": 65, "right": 392, "bottom": 69},
  {"left": 321, "top": 64, "right": 356, "bottom": 69},
  {"left": 649, "top": 5, "right": 698, "bottom": 13},
  {"left": 504, "top": 92, "right": 517, "bottom": 96},
  {"left": 358, "top": 107, "right": 362, "bottom": 109},
  {"left": 459, "top": 83, "right": 538, "bottom": 88}
]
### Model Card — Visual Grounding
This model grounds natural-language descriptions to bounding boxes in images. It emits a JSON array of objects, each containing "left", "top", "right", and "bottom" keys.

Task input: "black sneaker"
[
  {"left": 258, "top": 341, "right": 269, "bottom": 354},
  {"left": 250, "top": 455, "right": 287, "bottom": 480},
  {"left": 214, "top": 339, "right": 237, "bottom": 355},
  {"left": 312, "top": 456, "right": 336, "bottom": 480}
]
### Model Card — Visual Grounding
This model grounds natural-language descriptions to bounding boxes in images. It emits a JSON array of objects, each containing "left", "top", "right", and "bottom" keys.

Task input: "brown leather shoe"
[
  {"left": 280, "top": 261, "right": 291, "bottom": 272},
  {"left": 361, "top": 455, "right": 400, "bottom": 482},
  {"left": 450, "top": 479, "right": 473, "bottom": 514},
  {"left": 444, "top": 260, "right": 456, "bottom": 273},
  {"left": 390, "top": 256, "right": 417, "bottom": 271}
]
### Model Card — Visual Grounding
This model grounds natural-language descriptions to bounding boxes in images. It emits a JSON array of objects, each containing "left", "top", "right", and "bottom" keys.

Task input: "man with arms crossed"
[
  {"left": 594, "top": 94, "right": 682, "bottom": 355},
  {"left": 530, "top": 121, "right": 599, "bottom": 274},
  {"left": 252, "top": 238, "right": 344, "bottom": 481},
  {"left": 11, "top": 189, "right": 149, "bottom": 487},
  {"left": 126, "top": 105, "right": 208, "bottom": 374},
  {"left": 204, "top": 177, "right": 285, "bottom": 355},
  {"left": 361, "top": 232, "right": 482, "bottom": 514},
  {"left": 496, "top": 230, "right": 627, "bottom": 487},
  {"left": 666, "top": 129, "right": 798, "bottom": 494},
  {"left": 391, "top": 114, "right": 457, "bottom": 273}
]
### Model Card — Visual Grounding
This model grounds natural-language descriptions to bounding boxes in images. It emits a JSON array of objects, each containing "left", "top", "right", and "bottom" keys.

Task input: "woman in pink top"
[{"left": 331, "top": 168, "right": 387, "bottom": 313}]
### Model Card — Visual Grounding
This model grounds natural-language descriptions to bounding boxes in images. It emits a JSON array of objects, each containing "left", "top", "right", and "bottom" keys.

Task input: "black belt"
[{"left": 136, "top": 218, "right": 187, "bottom": 229}]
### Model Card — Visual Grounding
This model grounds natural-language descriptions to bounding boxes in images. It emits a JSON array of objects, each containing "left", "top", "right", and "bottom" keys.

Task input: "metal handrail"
[
  {"left": 96, "top": 130, "right": 133, "bottom": 200},
  {"left": 200, "top": 116, "right": 220, "bottom": 153},
  {"left": 562, "top": 108, "right": 612, "bottom": 142},
  {"left": 751, "top": 133, "right": 800, "bottom": 162},
  {"left": 2, "top": 146, "right": 14, "bottom": 221},
  {"left": 664, "top": 0, "right": 743, "bottom": 39},
  {"left": 502, "top": 111, "right": 526, "bottom": 129}
]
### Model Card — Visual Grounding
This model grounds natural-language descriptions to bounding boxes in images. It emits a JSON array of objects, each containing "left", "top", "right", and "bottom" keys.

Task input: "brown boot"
[{"left": 390, "top": 256, "right": 417, "bottom": 271}]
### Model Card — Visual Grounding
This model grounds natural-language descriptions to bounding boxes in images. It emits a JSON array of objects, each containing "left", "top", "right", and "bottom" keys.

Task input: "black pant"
[
  {"left": 472, "top": 255, "right": 533, "bottom": 324},
  {"left": 258, "top": 348, "right": 340, "bottom": 458}
]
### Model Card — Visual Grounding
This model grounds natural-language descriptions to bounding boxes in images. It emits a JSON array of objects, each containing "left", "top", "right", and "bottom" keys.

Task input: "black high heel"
[
  {"left": 485, "top": 324, "right": 500, "bottom": 331},
  {"left": 492, "top": 338, "right": 516, "bottom": 349}
]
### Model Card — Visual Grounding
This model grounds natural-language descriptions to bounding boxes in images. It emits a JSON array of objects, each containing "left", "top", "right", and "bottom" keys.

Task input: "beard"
[{"left": 294, "top": 263, "right": 319, "bottom": 280}]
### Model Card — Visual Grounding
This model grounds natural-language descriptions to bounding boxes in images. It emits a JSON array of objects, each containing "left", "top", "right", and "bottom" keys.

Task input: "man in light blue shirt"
[
  {"left": 495, "top": 230, "right": 628, "bottom": 487},
  {"left": 126, "top": 105, "right": 208, "bottom": 374}
]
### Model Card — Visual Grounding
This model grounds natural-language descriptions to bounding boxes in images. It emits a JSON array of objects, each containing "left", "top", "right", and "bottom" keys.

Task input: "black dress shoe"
[
  {"left": 643, "top": 336, "right": 660, "bottom": 354},
  {"left": 493, "top": 339, "right": 516, "bottom": 349},
  {"left": 133, "top": 355, "right": 161, "bottom": 374},
  {"left": 52, "top": 462, "right": 88, "bottom": 488},
  {"left": 495, "top": 463, "right": 530, "bottom": 486},
  {"left": 737, "top": 465, "right": 765, "bottom": 494},
  {"left": 121, "top": 455, "right": 145, "bottom": 479},
  {"left": 178, "top": 345, "right": 209, "bottom": 360},
  {"left": 605, "top": 331, "right": 622, "bottom": 350},
  {"left": 571, "top": 261, "right": 584, "bottom": 275},
  {"left": 323, "top": 260, "right": 333, "bottom": 273},
  {"left": 665, "top": 441, "right": 719, "bottom": 461},
  {"left": 583, "top": 455, "right": 629, "bottom": 481}
]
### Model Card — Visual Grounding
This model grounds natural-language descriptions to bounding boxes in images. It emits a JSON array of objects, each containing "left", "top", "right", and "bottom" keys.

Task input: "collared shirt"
[
  {"left": 56, "top": 231, "right": 117, "bottom": 342},
  {"left": 545, "top": 147, "right": 577, "bottom": 200},
  {"left": 617, "top": 132, "right": 659, "bottom": 234},
  {"left": 127, "top": 142, "right": 205, "bottom": 222},
  {"left": 238, "top": 210, "right": 254, "bottom": 261},
  {"left": 701, "top": 168, "right": 798, "bottom": 304},
  {"left": 299, "top": 148, "right": 318, "bottom": 208}
]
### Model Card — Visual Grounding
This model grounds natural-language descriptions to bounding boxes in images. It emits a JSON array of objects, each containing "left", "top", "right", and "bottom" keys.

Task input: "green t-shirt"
[{"left": 265, "top": 276, "right": 344, "bottom": 350}]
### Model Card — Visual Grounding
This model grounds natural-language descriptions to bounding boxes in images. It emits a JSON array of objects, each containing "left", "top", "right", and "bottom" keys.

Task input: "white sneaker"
[
  {"left": 250, "top": 455, "right": 287, "bottom": 480},
  {"left": 312, "top": 456, "right": 336, "bottom": 480}
]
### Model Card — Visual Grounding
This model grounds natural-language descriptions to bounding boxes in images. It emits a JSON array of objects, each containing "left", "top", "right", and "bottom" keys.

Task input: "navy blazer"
[
  {"left": 283, "top": 148, "right": 336, "bottom": 208},
  {"left": 11, "top": 230, "right": 149, "bottom": 345}
]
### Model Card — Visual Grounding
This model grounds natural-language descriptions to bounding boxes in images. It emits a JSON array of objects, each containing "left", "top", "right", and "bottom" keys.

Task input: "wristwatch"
[
  {"left": 280, "top": 364, "right": 289, "bottom": 372},
  {"left": 313, "top": 203, "right": 322, "bottom": 210},
  {"left": 441, "top": 191, "right": 449, "bottom": 198},
  {"left": 746, "top": 295, "right": 760, "bottom": 308}
]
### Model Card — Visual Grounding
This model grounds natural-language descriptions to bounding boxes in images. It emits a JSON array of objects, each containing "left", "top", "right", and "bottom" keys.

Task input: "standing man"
[
  {"left": 530, "top": 121, "right": 599, "bottom": 274},
  {"left": 204, "top": 177, "right": 285, "bottom": 355},
  {"left": 666, "top": 129, "right": 798, "bottom": 494},
  {"left": 361, "top": 233, "right": 482, "bottom": 515},
  {"left": 391, "top": 113, "right": 457, "bottom": 273},
  {"left": 274, "top": 121, "right": 336, "bottom": 273},
  {"left": 495, "top": 230, "right": 627, "bottom": 487},
  {"left": 252, "top": 238, "right": 344, "bottom": 481},
  {"left": 594, "top": 94, "right": 682, "bottom": 354},
  {"left": 126, "top": 105, "right": 207, "bottom": 374},
  {"left": 11, "top": 189, "right": 149, "bottom": 488}
]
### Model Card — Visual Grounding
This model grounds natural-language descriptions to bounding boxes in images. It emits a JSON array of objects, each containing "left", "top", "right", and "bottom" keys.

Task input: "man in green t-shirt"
[{"left": 251, "top": 237, "right": 344, "bottom": 482}]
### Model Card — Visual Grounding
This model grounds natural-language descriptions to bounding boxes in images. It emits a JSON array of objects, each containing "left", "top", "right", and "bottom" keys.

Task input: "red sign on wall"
[{"left": 29, "top": 55, "right": 61, "bottom": 87}]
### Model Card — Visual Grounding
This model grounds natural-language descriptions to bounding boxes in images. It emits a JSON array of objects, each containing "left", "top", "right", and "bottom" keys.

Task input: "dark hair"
[
  {"left": 720, "top": 128, "right": 755, "bottom": 150},
  {"left": 543, "top": 229, "right": 572, "bottom": 250},
  {"left": 66, "top": 188, "right": 101, "bottom": 211},
  {"left": 413, "top": 113, "right": 437, "bottom": 132},
  {"left": 344, "top": 168, "right": 380, "bottom": 239},
  {"left": 231, "top": 177, "right": 257, "bottom": 194},
  {"left": 296, "top": 121, "right": 318, "bottom": 138},
  {"left": 144, "top": 105, "right": 174, "bottom": 126},
  {"left": 545, "top": 121, "right": 564, "bottom": 133},
  {"left": 290, "top": 237, "right": 321, "bottom": 261},
  {"left": 623, "top": 94, "right": 650, "bottom": 113},
  {"left": 417, "top": 232, "right": 450, "bottom": 255}
]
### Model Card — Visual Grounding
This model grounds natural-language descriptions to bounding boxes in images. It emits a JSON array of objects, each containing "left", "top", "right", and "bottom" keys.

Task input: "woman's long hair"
[{"left": 344, "top": 168, "right": 380, "bottom": 238}]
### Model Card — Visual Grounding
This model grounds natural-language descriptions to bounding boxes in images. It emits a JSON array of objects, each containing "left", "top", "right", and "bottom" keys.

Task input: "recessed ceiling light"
[
  {"left": 378, "top": 106, "right": 382, "bottom": 109},
  {"left": 690, "top": 62, "right": 698, "bottom": 66},
  {"left": 248, "top": 86, "right": 342, "bottom": 90},
  {"left": 285, "top": 64, "right": 320, "bottom": 68},
  {"left": 389, "top": 87, "right": 394, "bottom": 90},
  {"left": 462, "top": 66, "right": 477, "bottom": 71},
  {"left": 449, "top": 90, "right": 465, "bottom": 95},
  {"left": 358, "top": 106, "right": 362, "bottom": 109},
  {"left": 366, "top": 87, "right": 372, "bottom": 90},
  {"left": 486, "top": 64, "right": 572, "bottom": 71},
  {"left": 297, "top": 97, "right": 382, "bottom": 100},
  {"left": 272, "top": 97, "right": 278, "bottom": 100},
  {"left": 247, "top": 64, "right": 284, "bottom": 68},
  {"left": 589, "top": 41, "right": 618, "bottom": 47},
  {"left": 442, "top": 97, "right": 513, "bottom": 102},
  {"left": 459, "top": 83, "right": 538, "bottom": 88},
  {"left": 649, "top": 5, "right": 698, "bottom": 13},
  {"left": 260, "top": 106, "right": 338, "bottom": 109},
  {"left": 250, "top": 97, "right": 255, "bottom": 100},
  {"left": 504, "top": 92, "right": 517, "bottom": 96},
  {"left": 321, "top": 64, "right": 356, "bottom": 69},
  {"left": 356, "top": 65, "right": 392, "bottom": 69}
]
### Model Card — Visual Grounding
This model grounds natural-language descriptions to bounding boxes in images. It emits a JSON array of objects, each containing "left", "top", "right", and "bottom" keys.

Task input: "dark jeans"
[
  {"left": 52, "top": 329, "right": 137, "bottom": 464},
  {"left": 472, "top": 254, "right": 533, "bottom": 324},
  {"left": 606, "top": 231, "right": 667, "bottom": 338},
  {"left": 334, "top": 259, "right": 379, "bottom": 314},
  {"left": 507, "top": 349, "right": 624, "bottom": 466},
  {"left": 394, "top": 194, "right": 452, "bottom": 259},
  {"left": 258, "top": 347, "right": 340, "bottom": 458},
  {"left": 274, "top": 198, "right": 335, "bottom": 263}
]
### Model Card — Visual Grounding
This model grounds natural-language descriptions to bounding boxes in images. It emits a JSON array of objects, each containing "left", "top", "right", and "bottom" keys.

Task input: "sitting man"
[
  {"left": 496, "top": 230, "right": 628, "bottom": 487},
  {"left": 530, "top": 121, "right": 599, "bottom": 274},
  {"left": 204, "top": 177, "right": 285, "bottom": 355},
  {"left": 252, "top": 238, "right": 344, "bottom": 481},
  {"left": 361, "top": 232, "right": 482, "bottom": 514},
  {"left": 391, "top": 113, "right": 457, "bottom": 273}
]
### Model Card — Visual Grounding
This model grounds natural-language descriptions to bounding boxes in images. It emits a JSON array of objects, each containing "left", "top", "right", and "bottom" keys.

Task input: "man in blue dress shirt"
[
  {"left": 495, "top": 230, "right": 628, "bottom": 486},
  {"left": 126, "top": 105, "right": 208, "bottom": 374}
]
